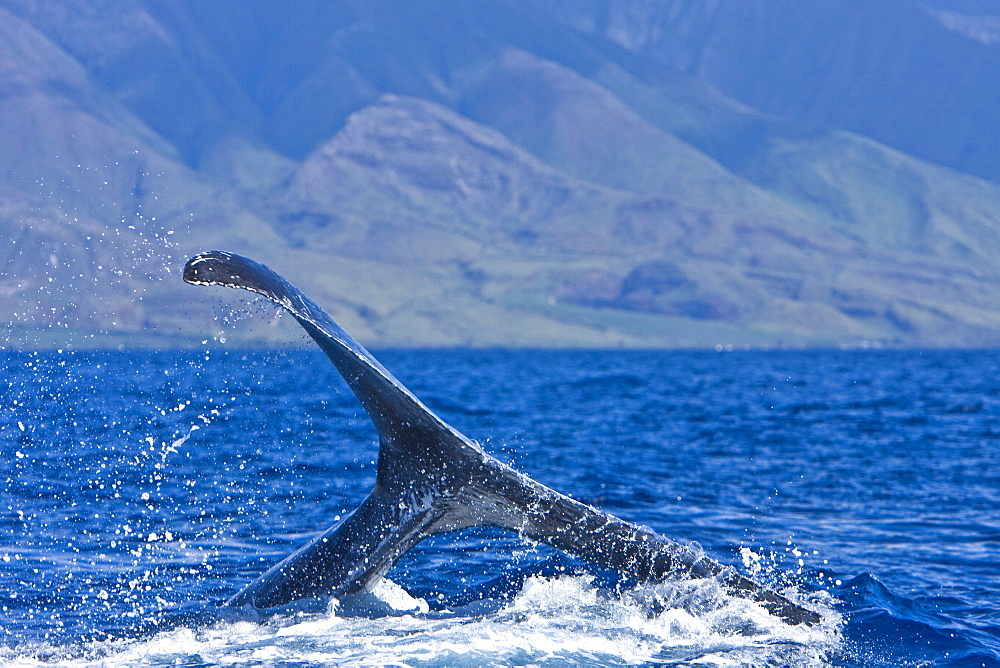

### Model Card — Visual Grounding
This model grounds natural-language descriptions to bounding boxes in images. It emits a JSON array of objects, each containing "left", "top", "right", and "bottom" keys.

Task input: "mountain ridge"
[{"left": 1, "top": 0, "right": 999, "bottom": 348}]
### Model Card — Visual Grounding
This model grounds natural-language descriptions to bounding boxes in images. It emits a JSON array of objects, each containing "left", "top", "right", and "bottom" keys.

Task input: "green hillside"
[{"left": 1, "top": 0, "right": 999, "bottom": 349}]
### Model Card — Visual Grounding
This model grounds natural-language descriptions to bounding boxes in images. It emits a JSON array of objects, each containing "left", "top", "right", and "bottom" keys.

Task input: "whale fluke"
[{"left": 183, "top": 250, "right": 820, "bottom": 625}]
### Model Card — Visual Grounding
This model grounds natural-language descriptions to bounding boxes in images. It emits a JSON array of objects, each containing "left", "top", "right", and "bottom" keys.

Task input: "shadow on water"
[{"left": 830, "top": 573, "right": 1000, "bottom": 666}]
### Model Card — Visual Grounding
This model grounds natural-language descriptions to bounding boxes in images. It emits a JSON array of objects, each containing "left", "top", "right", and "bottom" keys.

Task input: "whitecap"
[{"left": 5, "top": 574, "right": 841, "bottom": 667}]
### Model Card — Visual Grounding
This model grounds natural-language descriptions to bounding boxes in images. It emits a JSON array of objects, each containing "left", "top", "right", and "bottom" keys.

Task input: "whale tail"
[{"left": 183, "top": 251, "right": 820, "bottom": 625}]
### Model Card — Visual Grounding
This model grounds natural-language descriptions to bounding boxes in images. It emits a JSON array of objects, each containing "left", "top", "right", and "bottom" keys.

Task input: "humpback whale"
[{"left": 183, "top": 251, "right": 819, "bottom": 626}]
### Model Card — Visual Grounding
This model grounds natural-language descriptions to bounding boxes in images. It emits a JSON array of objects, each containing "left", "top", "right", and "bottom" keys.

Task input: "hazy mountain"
[
  {"left": 541, "top": 0, "right": 1000, "bottom": 183},
  {"left": 2, "top": 0, "right": 999, "bottom": 348}
]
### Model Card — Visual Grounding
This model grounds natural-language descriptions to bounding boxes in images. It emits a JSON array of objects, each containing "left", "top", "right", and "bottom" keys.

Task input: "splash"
[{"left": 2, "top": 574, "right": 840, "bottom": 667}]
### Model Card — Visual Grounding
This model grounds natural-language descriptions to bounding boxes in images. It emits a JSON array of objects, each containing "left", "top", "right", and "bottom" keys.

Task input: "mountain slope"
[
  {"left": 267, "top": 95, "right": 1000, "bottom": 347},
  {"left": 540, "top": 0, "right": 1000, "bottom": 183},
  {"left": 1, "top": 0, "right": 999, "bottom": 348}
]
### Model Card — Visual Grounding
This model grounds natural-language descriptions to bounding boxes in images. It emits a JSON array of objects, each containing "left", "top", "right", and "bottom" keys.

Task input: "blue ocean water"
[{"left": 1, "top": 347, "right": 998, "bottom": 666}]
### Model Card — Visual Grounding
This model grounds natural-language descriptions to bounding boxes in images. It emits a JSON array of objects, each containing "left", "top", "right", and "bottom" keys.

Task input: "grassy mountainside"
[{"left": 1, "top": 0, "right": 999, "bottom": 348}]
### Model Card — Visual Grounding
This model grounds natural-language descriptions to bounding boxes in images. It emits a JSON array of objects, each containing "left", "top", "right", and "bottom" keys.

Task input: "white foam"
[{"left": 3, "top": 575, "right": 841, "bottom": 666}]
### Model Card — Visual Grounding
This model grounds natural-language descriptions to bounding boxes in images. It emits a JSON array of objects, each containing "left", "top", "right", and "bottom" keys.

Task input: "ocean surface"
[{"left": 1, "top": 347, "right": 998, "bottom": 666}]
